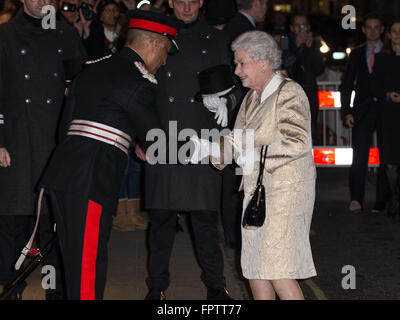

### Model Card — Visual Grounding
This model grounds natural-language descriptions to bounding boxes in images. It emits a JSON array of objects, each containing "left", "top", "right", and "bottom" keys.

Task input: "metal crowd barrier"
[{"left": 313, "top": 81, "right": 379, "bottom": 167}]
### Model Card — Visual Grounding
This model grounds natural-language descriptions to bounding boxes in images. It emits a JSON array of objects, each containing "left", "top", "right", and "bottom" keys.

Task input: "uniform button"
[
  {"left": 46, "top": 98, "right": 52, "bottom": 104},
  {"left": 168, "top": 96, "right": 174, "bottom": 103},
  {"left": 206, "top": 34, "right": 211, "bottom": 39},
  {"left": 190, "top": 98, "right": 195, "bottom": 103},
  {"left": 20, "top": 49, "right": 27, "bottom": 55},
  {"left": 24, "top": 74, "right": 30, "bottom": 80},
  {"left": 202, "top": 49, "right": 207, "bottom": 54},
  {"left": 25, "top": 98, "right": 31, "bottom": 104},
  {"left": 53, "top": 72, "right": 58, "bottom": 77},
  {"left": 58, "top": 48, "right": 63, "bottom": 54},
  {"left": 166, "top": 72, "right": 172, "bottom": 78}
]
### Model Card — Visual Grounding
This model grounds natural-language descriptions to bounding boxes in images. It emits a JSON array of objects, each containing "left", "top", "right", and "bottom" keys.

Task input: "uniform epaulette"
[
  {"left": 85, "top": 55, "right": 113, "bottom": 65},
  {"left": 134, "top": 61, "right": 158, "bottom": 84}
]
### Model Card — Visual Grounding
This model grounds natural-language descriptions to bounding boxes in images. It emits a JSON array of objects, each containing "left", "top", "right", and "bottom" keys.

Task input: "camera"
[
  {"left": 61, "top": 2, "right": 77, "bottom": 12},
  {"left": 80, "top": 2, "right": 96, "bottom": 21},
  {"left": 299, "top": 24, "right": 308, "bottom": 33},
  {"left": 280, "top": 35, "right": 289, "bottom": 51},
  {"left": 61, "top": 1, "right": 96, "bottom": 21}
]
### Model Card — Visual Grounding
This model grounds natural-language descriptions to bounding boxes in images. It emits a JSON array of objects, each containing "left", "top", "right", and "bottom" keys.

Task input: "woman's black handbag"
[{"left": 242, "top": 145, "right": 268, "bottom": 230}]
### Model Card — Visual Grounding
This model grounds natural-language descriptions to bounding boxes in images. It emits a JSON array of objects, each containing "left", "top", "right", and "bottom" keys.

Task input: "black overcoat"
[
  {"left": 145, "top": 18, "right": 232, "bottom": 212},
  {"left": 0, "top": 11, "right": 85, "bottom": 215}
]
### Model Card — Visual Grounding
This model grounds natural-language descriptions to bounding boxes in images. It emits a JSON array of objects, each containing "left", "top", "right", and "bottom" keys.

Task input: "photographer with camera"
[
  {"left": 59, "top": 0, "right": 123, "bottom": 59},
  {"left": 281, "top": 13, "right": 324, "bottom": 140}
]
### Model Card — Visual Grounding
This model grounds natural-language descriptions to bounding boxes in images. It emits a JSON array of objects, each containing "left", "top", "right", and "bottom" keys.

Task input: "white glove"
[
  {"left": 189, "top": 135, "right": 220, "bottom": 164},
  {"left": 202, "top": 95, "right": 228, "bottom": 127}
]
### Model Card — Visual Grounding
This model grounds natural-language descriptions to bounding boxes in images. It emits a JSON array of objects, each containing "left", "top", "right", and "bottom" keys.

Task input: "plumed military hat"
[
  {"left": 126, "top": 10, "right": 183, "bottom": 53},
  {"left": 195, "top": 64, "right": 235, "bottom": 101}
]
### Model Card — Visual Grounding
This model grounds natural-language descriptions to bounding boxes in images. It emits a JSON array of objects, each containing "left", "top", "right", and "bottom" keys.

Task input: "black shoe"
[
  {"left": 145, "top": 288, "right": 166, "bottom": 300},
  {"left": 206, "top": 287, "right": 234, "bottom": 300}
]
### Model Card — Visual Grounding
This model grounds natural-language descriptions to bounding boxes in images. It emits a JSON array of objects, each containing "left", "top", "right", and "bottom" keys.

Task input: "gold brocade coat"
[{"left": 212, "top": 77, "right": 317, "bottom": 279}]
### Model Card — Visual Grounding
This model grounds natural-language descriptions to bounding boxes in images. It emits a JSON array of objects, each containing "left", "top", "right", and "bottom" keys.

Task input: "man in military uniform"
[
  {"left": 144, "top": 0, "right": 238, "bottom": 300},
  {"left": 39, "top": 10, "right": 182, "bottom": 300},
  {"left": 0, "top": 0, "right": 85, "bottom": 299}
]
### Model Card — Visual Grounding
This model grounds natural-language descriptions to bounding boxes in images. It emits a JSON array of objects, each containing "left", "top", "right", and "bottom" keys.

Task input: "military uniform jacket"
[
  {"left": 145, "top": 18, "right": 232, "bottom": 212},
  {"left": 0, "top": 11, "right": 86, "bottom": 215},
  {"left": 40, "top": 47, "right": 163, "bottom": 215}
]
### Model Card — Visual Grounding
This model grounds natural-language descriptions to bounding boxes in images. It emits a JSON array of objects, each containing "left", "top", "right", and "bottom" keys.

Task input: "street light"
[{"left": 320, "top": 41, "right": 330, "bottom": 53}]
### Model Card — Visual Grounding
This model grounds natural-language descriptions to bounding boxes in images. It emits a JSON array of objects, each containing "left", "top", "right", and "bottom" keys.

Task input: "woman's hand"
[{"left": 189, "top": 136, "right": 220, "bottom": 164}]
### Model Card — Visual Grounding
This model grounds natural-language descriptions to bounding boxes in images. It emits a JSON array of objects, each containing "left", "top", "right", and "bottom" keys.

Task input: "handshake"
[{"left": 189, "top": 135, "right": 259, "bottom": 175}]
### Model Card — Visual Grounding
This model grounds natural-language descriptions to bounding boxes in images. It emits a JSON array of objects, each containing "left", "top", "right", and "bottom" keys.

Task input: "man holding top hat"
[
  {"left": 36, "top": 10, "right": 182, "bottom": 300},
  {"left": 144, "top": 0, "right": 241, "bottom": 300}
]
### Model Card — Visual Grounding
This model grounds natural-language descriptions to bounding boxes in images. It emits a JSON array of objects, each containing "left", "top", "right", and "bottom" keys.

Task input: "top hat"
[
  {"left": 126, "top": 10, "right": 183, "bottom": 54},
  {"left": 195, "top": 64, "right": 235, "bottom": 102}
]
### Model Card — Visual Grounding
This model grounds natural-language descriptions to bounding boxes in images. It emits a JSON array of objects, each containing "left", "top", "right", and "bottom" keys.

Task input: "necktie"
[{"left": 369, "top": 44, "right": 376, "bottom": 73}]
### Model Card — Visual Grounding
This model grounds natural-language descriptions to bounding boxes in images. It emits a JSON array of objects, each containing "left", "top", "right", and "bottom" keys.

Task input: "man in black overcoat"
[
  {"left": 0, "top": 0, "right": 85, "bottom": 299},
  {"left": 144, "top": 0, "right": 241, "bottom": 300}
]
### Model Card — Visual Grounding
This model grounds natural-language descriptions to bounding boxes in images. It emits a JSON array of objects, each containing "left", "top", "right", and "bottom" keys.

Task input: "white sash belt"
[{"left": 67, "top": 119, "right": 132, "bottom": 154}]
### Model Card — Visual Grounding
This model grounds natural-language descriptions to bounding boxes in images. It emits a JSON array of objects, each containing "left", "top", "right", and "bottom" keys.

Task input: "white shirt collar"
[
  {"left": 239, "top": 11, "right": 256, "bottom": 28},
  {"left": 259, "top": 73, "right": 284, "bottom": 103}
]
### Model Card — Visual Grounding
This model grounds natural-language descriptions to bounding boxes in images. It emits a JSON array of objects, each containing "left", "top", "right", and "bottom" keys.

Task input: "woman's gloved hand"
[{"left": 189, "top": 135, "right": 220, "bottom": 164}]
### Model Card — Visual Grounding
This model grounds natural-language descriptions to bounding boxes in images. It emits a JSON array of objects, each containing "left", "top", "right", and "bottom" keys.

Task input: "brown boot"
[
  {"left": 112, "top": 199, "right": 135, "bottom": 231},
  {"left": 127, "top": 199, "right": 149, "bottom": 230}
]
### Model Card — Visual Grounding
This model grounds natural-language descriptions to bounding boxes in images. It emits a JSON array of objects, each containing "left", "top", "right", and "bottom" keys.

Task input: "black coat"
[
  {"left": 40, "top": 47, "right": 164, "bottom": 215},
  {"left": 285, "top": 35, "right": 324, "bottom": 127},
  {"left": 145, "top": 18, "right": 233, "bottom": 212},
  {"left": 223, "top": 12, "right": 255, "bottom": 43},
  {"left": 340, "top": 44, "right": 378, "bottom": 121},
  {"left": 372, "top": 51, "right": 400, "bottom": 164},
  {"left": 0, "top": 11, "right": 86, "bottom": 215}
]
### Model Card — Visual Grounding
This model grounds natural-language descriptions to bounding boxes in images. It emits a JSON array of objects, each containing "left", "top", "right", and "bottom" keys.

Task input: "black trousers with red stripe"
[{"left": 48, "top": 190, "right": 112, "bottom": 300}]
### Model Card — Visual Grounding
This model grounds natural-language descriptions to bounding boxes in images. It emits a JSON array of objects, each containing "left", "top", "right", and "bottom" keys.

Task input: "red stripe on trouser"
[{"left": 81, "top": 200, "right": 102, "bottom": 300}]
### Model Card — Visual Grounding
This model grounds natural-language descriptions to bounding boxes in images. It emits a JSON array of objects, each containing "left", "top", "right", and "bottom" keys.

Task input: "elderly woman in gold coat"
[{"left": 192, "top": 30, "right": 317, "bottom": 300}]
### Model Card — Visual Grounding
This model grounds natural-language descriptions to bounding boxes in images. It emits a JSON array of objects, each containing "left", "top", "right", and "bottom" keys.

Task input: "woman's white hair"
[{"left": 231, "top": 31, "right": 282, "bottom": 71}]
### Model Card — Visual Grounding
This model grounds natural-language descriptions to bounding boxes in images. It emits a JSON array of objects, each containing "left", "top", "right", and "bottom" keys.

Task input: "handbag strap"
[{"left": 256, "top": 146, "right": 268, "bottom": 186}]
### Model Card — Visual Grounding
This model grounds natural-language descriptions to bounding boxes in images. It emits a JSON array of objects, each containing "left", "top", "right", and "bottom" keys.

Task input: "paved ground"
[{"left": 18, "top": 167, "right": 400, "bottom": 300}]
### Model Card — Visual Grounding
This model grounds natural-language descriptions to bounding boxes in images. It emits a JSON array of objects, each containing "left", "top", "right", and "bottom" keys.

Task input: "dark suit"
[
  {"left": 340, "top": 43, "right": 388, "bottom": 207},
  {"left": 223, "top": 12, "right": 255, "bottom": 43}
]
